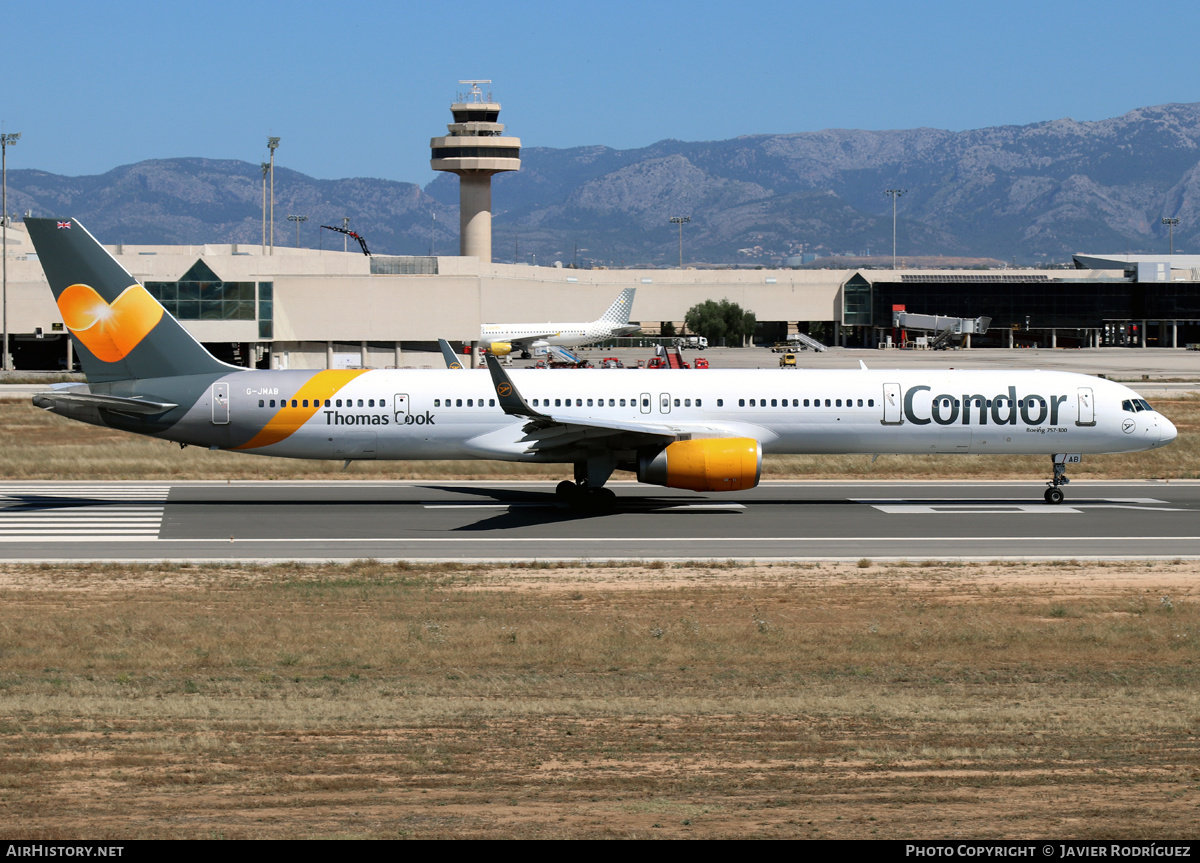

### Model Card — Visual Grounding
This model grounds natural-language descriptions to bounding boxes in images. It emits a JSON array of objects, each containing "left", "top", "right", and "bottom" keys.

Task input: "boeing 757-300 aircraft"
[
  {"left": 481, "top": 288, "right": 638, "bottom": 358},
  {"left": 26, "top": 218, "right": 1176, "bottom": 507}
]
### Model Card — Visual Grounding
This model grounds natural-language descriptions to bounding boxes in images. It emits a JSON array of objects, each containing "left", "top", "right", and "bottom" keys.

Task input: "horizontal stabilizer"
[{"left": 33, "top": 391, "right": 178, "bottom": 416}]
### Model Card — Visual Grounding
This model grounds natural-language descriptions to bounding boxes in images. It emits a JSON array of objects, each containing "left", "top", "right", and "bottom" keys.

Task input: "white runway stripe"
[{"left": 0, "top": 485, "right": 170, "bottom": 539}]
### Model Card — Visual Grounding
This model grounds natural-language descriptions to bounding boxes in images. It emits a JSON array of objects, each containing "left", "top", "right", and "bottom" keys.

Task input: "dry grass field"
[
  {"left": 0, "top": 560, "right": 1197, "bottom": 839},
  {"left": 0, "top": 397, "right": 1197, "bottom": 838},
  {"left": 1, "top": 396, "right": 1197, "bottom": 481}
]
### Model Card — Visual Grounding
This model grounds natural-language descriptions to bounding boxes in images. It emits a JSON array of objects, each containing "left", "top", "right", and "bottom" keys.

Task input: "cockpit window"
[{"left": 1122, "top": 398, "right": 1155, "bottom": 413}]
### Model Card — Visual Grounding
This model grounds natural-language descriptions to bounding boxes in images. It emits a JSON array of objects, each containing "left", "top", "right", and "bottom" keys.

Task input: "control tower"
[{"left": 430, "top": 80, "right": 521, "bottom": 262}]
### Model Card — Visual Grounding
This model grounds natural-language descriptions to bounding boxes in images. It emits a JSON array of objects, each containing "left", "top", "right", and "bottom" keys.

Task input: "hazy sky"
[{"left": 4, "top": 0, "right": 1198, "bottom": 187}]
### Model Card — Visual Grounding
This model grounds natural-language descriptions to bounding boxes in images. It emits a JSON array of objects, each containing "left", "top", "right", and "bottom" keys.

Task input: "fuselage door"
[
  {"left": 394, "top": 393, "right": 409, "bottom": 425},
  {"left": 640, "top": 392, "right": 651, "bottom": 415},
  {"left": 1076, "top": 387, "right": 1095, "bottom": 426},
  {"left": 881, "top": 383, "right": 902, "bottom": 425},
  {"left": 659, "top": 393, "right": 672, "bottom": 414},
  {"left": 211, "top": 382, "right": 230, "bottom": 425}
]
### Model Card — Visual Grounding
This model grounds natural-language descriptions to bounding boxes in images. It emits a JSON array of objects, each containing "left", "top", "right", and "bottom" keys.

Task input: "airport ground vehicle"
[{"left": 779, "top": 353, "right": 797, "bottom": 368}]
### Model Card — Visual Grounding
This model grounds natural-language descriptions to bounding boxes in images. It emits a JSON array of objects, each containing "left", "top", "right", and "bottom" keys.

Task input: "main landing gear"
[
  {"left": 555, "top": 457, "right": 619, "bottom": 510},
  {"left": 555, "top": 480, "right": 616, "bottom": 510},
  {"left": 1044, "top": 454, "right": 1078, "bottom": 505}
]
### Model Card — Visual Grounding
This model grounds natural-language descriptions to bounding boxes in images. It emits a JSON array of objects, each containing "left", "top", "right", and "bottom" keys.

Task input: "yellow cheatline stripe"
[{"left": 234, "top": 369, "right": 369, "bottom": 450}]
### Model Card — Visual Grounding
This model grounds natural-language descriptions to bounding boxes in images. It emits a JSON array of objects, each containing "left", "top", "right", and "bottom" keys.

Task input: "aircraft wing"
[
  {"left": 478, "top": 355, "right": 740, "bottom": 457},
  {"left": 505, "top": 333, "right": 558, "bottom": 348}
]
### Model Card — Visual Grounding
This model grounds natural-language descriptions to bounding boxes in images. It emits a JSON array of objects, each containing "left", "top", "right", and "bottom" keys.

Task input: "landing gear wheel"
[
  {"left": 578, "top": 487, "right": 616, "bottom": 512},
  {"left": 1044, "top": 456, "right": 1072, "bottom": 505},
  {"left": 555, "top": 480, "right": 617, "bottom": 510}
]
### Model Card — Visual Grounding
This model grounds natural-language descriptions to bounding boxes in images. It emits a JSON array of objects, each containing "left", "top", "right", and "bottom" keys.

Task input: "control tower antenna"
[{"left": 430, "top": 80, "right": 521, "bottom": 262}]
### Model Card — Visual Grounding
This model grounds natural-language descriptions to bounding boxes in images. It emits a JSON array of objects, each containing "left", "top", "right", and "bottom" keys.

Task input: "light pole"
[
  {"left": 342, "top": 216, "right": 350, "bottom": 253},
  {"left": 287, "top": 214, "right": 307, "bottom": 248},
  {"left": 670, "top": 216, "right": 690, "bottom": 268},
  {"left": 885, "top": 189, "right": 906, "bottom": 270},
  {"left": 267, "top": 137, "right": 280, "bottom": 254},
  {"left": 260, "top": 162, "right": 269, "bottom": 253},
  {"left": 1162, "top": 217, "right": 1180, "bottom": 255},
  {"left": 2, "top": 131, "right": 20, "bottom": 373}
]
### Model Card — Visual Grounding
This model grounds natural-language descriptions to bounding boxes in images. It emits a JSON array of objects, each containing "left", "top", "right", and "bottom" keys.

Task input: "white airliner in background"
[
  {"left": 481, "top": 288, "right": 638, "bottom": 358},
  {"left": 25, "top": 218, "right": 1177, "bottom": 509}
]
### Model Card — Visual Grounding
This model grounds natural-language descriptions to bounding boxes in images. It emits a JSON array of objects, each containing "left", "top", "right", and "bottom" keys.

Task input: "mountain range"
[{"left": 7, "top": 102, "right": 1200, "bottom": 267}]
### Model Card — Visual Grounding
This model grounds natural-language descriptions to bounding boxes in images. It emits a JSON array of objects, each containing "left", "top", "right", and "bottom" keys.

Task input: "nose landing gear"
[{"left": 1044, "top": 453, "right": 1080, "bottom": 505}]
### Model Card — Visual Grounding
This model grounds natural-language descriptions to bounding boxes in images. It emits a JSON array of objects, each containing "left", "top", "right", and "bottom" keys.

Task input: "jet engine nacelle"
[
  {"left": 637, "top": 438, "right": 762, "bottom": 492},
  {"left": 489, "top": 342, "right": 513, "bottom": 357}
]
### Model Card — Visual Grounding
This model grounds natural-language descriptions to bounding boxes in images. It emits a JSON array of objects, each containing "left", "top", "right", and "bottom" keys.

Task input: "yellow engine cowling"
[
  {"left": 637, "top": 438, "right": 762, "bottom": 492},
  {"left": 489, "top": 342, "right": 513, "bottom": 357}
]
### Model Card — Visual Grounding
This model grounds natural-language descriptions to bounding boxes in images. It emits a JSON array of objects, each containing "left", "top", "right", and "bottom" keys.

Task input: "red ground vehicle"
[{"left": 693, "top": 357, "right": 709, "bottom": 369}]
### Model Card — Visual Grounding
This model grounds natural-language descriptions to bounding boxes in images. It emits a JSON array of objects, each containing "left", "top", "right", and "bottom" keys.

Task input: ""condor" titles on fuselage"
[{"left": 902, "top": 385, "right": 1069, "bottom": 426}]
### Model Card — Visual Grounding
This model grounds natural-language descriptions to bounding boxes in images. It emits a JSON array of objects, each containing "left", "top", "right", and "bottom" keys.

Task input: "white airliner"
[
  {"left": 26, "top": 218, "right": 1177, "bottom": 508},
  {"left": 481, "top": 288, "right": 638, "bottom": 358}
]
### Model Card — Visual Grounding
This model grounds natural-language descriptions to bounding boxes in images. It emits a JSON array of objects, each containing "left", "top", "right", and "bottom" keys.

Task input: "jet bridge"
[{"left": 891, "top": 312, "right": 991, "bottom": 350}]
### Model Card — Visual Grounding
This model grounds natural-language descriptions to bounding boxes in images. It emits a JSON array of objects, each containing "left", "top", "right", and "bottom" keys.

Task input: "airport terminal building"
[{"left": 3, "top": 222, "right": 1200, "bottom": 370}]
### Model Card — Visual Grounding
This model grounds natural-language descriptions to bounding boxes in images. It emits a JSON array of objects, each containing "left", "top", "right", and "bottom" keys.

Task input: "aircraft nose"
[{"left": 1160, "top": 415, "right": 1178, "bottom": 446}]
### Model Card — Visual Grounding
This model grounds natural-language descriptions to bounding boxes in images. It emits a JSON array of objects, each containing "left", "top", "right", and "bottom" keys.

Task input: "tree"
[{"left": 684, "top": 299, "right": 756, "bottom": 346}]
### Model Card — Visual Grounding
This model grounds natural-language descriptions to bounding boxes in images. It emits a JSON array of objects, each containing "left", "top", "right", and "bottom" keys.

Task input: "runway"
[{"left": 0, "top": 479, "right": 1196, "bottom": 563}]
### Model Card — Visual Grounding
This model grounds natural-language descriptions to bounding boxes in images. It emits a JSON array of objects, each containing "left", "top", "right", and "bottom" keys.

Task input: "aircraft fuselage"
[{"left": 50, "top": 367, "right": 1174, "bottom": 464}]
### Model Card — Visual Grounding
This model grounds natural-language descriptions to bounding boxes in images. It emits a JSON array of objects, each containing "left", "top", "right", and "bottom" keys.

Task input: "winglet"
[
  {"left": 484, "top": 355, "right": 551, "bottom": 420},
  {"left": 438, "top": 339, "right": 465, "bottom": 370}
]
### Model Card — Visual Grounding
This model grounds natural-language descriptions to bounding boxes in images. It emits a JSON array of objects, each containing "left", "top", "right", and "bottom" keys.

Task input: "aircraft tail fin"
[
  {"left": 598, "top": 288, "right": 636, "bottom": 326},
  {"left": 25, "top": 218, "right": 234, "bottom": 384},
  {"left": 438, "top": 338, "right": 465, "bottom": 369}
]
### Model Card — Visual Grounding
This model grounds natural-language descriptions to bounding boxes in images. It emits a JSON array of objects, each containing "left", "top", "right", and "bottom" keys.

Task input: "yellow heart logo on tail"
[{"left": 57, "top": 283, "right": 164, "bottom": 362}]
